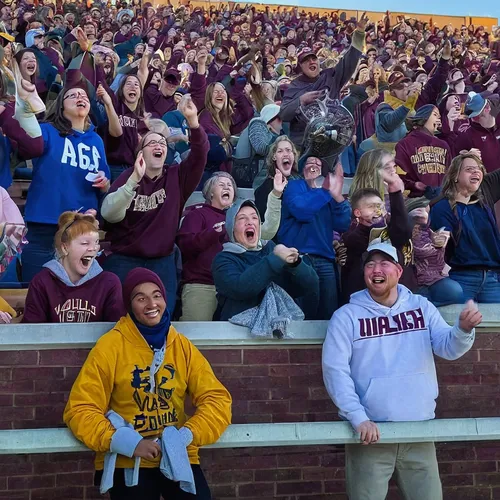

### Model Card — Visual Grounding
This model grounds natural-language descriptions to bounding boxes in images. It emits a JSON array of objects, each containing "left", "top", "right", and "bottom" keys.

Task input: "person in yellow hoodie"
[{"left": 64, "top": 268, "right": 232, "bottom": 499}]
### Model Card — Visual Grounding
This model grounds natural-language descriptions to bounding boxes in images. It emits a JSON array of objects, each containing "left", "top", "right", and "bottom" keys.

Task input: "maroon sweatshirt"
[
  {"left": 104, "top": 126, "right": 209, "bottom": 258},
  {"left": 451, "top": 121, "right": 500, "bottom": 173},
  {"left": 144, "top": 72, "right": 207, "bottom": 119},
  {"left": 395, "top": 129, "right": 451, "bottom": 197},
  {"left": 176, "top": 203, "right": 228, "bottom": 286},
  {"left": 23, "top": 268, "right": 125, "bottom": 323}
]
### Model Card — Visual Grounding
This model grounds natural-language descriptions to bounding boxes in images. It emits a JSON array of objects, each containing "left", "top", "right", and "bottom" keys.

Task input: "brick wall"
[{"left": 0, "top": 333, "right": 499, "bottom": 499}]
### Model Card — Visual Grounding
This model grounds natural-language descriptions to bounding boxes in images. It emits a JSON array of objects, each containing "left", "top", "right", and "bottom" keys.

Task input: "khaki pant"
[
  {"left": 345, "top": 442, "right": 442, "bottom": 500},
  {"left": 180, "top": 284, "right": 217, "bottom": 321}
]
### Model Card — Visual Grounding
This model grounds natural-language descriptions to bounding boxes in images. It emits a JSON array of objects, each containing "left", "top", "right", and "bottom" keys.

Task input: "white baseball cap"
[{"left": 363, "top": 241, "right": 399, "bottom": 266}]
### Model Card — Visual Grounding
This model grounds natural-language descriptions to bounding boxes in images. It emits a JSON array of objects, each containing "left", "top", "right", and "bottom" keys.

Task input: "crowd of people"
[{"left": 0, "top": 0, "right": 496, "bottom": 497}]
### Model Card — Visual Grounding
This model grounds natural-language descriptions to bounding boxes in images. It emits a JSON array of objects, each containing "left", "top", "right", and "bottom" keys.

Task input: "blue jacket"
[
  {"left": 0, "top": 135, "right": 13, "bottom": 189},
  {"left": 375, "top": 102, "right": 411, "bottom": 144},
  {"left": 278, "top": 179, "right": 352, "bottom": 260},
  {"left": 25, "top": 123, "right": 110, "bottom": 224}
]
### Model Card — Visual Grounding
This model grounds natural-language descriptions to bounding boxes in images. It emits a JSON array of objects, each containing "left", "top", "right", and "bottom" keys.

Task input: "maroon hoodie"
[
  {"left": 176, "top": 203, "right": 228, "bottom": 285},
  {"left": 395, "top": 128, "right": 451, "bottom": 197},
  {"left": 104, "top": 126, "right": 209, "bottom": 258},
  {"left": 451, "top": 121, "right": 500, "bottom": 173},
  {"left": 23, "top": 266, "right": 125, "bottom": 323}
]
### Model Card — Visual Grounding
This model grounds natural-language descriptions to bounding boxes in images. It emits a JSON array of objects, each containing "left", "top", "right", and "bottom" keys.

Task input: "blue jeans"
[
  {"left": 21, "top": 223, "right": 58, "bottom": 282},
  {"left": 109, "top": 164, "right": 131, "bottom": 183},
  {"left": 102, "top": 252, "right": 178, "bottom": 315},
  {"left": 303, "top": 254, "right": 339, "bottom": 320},
  {"left": 417, "top": 277, "right": 464, "bottom": 307},
  {"left": 449, "top": 270, "right": 500, "bottom": 303}
]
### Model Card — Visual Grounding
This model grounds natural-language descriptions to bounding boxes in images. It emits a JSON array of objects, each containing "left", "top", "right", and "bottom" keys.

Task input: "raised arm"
[{"left": 96, "top": 84, "right": 123, "bottom": 138}]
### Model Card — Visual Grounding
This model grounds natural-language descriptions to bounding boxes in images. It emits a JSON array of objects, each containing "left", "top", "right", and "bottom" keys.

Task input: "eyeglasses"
[
  {"left": 64, "top": 91, "right": 89, "bottom": 101},
  {"left": 143, "top": 139, "right": 167, "bottom": 148}
]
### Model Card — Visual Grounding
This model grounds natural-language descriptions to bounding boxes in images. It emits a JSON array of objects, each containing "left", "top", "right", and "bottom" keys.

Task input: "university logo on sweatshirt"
[
  {"left": 60, "top": 138, "right": 101, "bottom": 172},
  {"left": 356, "top": 308, "right": 426, "bottom": 341},
  {"left": 54, "top": 299, "right": 97, "bottom": 322}
]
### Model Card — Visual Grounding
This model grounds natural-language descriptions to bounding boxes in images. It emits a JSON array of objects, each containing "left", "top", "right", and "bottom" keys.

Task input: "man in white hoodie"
[{"left": 322, "top": 241, "right": 482, "bottom": 500}]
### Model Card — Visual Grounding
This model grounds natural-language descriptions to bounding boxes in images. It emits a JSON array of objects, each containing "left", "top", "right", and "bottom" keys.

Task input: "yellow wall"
[{"left": 181, "top": 0, "right": 498, "bottom": 31}]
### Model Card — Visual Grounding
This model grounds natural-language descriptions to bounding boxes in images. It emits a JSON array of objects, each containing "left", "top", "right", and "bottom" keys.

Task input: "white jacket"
[{"left": 322, "top": 285, "right": 475, "bottom": 429}]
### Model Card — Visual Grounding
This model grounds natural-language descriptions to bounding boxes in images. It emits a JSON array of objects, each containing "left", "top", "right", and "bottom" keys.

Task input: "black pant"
[{"left": 94, "top": 465, "right": 211, "bottom": 500}]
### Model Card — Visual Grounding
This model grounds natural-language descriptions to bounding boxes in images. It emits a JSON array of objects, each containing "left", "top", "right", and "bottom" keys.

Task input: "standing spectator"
[
  {"left": 278, "top": 161, "right": 351, "bottom": 319},
  {"left": 212, "top": 199, "right": 319, "bottom": 321},
  {"left": 101, "top": 96, "right": 208, "bottom": 314},
  {"left": 430, "top": 152, "right": 500, "bottom": 302},
  {"left": 452, "top": 93, "right": 500, "bottom": 173},
  {"left": 408, "top": 198, "right": 464, "bottom": 306},
  {"left": 280, "top": 14, "right": 368, "bottom": 149},
  {"left": 396, "top": 105, "right": 452, "bottom": 198},
  {"left": 323, "top": 241, "right": 482, "bottom": 500},
  {"left": 23, "top": 212, "right": 125, "bottom": 323},
  {"left": 0, "top": 69, "right": 110, "bottom": 281},
  {"left": 64, "top": 268, "right": 231, "bottom": 499}
]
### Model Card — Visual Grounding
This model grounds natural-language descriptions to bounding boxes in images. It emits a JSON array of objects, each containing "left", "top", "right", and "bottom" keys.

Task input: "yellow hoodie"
[{"left": 63, "top": 315, "right": 232, "bottom": 469}]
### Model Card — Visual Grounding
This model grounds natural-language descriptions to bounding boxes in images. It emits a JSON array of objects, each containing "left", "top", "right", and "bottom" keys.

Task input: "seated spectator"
[
  {"left": 430, "top": 152, "right": 500, "bottom": 302},
  {"left": 232, "top": 103, "right": 283, "bottom": 189},
  {"left": 395, "top": 105, "right": 451, "bottom": 198},
  {"left": 64, "top": 268, "right": 231, "bottom": 498},
  {"left": 407, "top": 198, "right": 464, "bottom": 306},
  {"left": 0, "top": 68, "right": 110, "bottom": 281},
  {"left": 101, "top": 95, "right": 208, "bottom": 314},
  {"left": 212, "top": 199, "right": 319, "bottom": 321},
  {"left": 278, "top": 161, "right": 351, "bottom": 319},
  {"left": 254, "top": 136, "right": 300, "bottom": 221},
  {"left": 341, "top": 170, "right": 414, "bottom": 304},
  {"left": 23, "top": 212, "right": 124, "bottom": 323},
  {"left": 177, "top": 171, "right": 285, "bottom": 321}
]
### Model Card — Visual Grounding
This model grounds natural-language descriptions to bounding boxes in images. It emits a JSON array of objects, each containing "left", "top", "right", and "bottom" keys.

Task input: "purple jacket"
[
  {"left": 104, "top": 126, "right": 209, "bottom": 258},
  {"left": 177, "top": 203, "right": 228, "bottom": 285},
  {"left": 412, "top": 225, "right": 447, "bottom": 287}
]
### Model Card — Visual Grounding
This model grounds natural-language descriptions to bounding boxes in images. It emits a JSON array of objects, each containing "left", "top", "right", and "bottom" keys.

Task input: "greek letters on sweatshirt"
[
  {"left": 63, "top": 315, "right": 232, "bottom": 469},
  {"left": 25, "top": 124, "right": 111, "bottom": 224},
  {"left": 322, "top": 285, "right": 474, "bottom": 429}
]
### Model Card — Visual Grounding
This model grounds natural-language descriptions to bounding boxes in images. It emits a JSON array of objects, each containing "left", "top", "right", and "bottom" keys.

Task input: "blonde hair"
[
  {"left": 441, "top": 153, "right": 486, "bottom": 201},
  {"left": 265, "top": 136, "right": 299, "bottom": 177},
  {"left": 349, "top": 149, "right": 389, "bottom": 200},
  {"left": 54, "top": 212, "right": 99, "bottom": 259},
  {"left": 204, "top": 82, "right": 235, "bottom": 139}
]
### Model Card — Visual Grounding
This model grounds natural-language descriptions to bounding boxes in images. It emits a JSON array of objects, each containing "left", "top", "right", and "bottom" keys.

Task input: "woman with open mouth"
[
  {"left": 23, "top": 211, "right": 124, "bottom": 323},
  {"left": 0, "top": 67, "right": 110, "bottom": 281},
  {"left": 100, "top": 95, "right": 209, "bottom": 316},
  {"left": 64, "top": 267, "right": 231, "bottom": 499},
  {"left": 430, "top": 151, "right": 500, "bottom": 303},
  {"left": 198, "top": 73, "right": 254, "bottom": 177}
]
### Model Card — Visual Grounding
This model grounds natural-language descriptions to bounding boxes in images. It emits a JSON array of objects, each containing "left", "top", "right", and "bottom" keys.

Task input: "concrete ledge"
[
  {"left": 0, "top": 304, "right": 499, "bottom": 350},
  {"left": 1, "top": 419, "right": 499, "bottom": 454}
]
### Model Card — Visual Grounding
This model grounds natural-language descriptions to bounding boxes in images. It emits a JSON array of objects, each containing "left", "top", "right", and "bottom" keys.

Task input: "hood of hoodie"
[
  {"left": 43, "top": 259, "right": 103, "bottom": 287},
  {"left": 349, "top": 284, "right": 412, "bottom": 316},
  {"left": 222, "top": 199, "right": 265, "bottom": 254}
]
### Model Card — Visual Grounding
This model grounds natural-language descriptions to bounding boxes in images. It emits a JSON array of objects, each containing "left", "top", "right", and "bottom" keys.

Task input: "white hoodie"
[{"left": 322, "top": 285, "right": 475, "bottom": 429}]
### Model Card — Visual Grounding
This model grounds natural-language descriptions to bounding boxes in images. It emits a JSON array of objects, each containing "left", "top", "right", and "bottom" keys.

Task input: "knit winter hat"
[
  {"left": 122, "top": 268, "right": 166, "bottom": 313},
  {"left": 407, "top": 104, "right": 435, "bottom": 124}
]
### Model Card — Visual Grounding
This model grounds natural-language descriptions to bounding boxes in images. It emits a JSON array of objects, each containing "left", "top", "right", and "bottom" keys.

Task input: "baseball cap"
[
  {"left": 362, "top": 242, "right": 399, "bottom": 266},
  {"left": 297, "top": 47, "right": 317, "bottom": 64},
  {"left": 464, "top": 91, "right": 487, "bottom": 118},
  {"left": 260, "top": 104, "right": 280, "bottom": 124},
  {"left": 164, "top": 68, "right": 180, "bottom": 85}
]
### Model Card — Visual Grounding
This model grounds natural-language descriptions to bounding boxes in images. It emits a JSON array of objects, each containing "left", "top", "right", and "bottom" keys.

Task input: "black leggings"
[{"left": 94, "top": 465, "right": 211, "bottom": 500}]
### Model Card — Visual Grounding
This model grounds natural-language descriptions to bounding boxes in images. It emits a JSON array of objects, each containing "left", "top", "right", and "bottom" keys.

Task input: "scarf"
[{"left": 383, "top": 90, "right": 418, "bottom": 114}]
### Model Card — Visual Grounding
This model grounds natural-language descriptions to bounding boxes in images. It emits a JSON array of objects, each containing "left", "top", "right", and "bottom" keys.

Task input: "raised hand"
[
  {"left": 178, "top": 95, "right": 199, "bottom": 128},
  {"left": 458, "top": 300, "right": 482, "bottom": 332},
  {"left": 131, "top": 150, "right": 146, "bottom": 183},
  {"left": 96, "top": 84, "right": 112, "bottom": 107},
  {"left": 299, "top": 90, "right": 324, "bottom": 106},
  {"left": 381, "top": 168, "right": 405, "bottom": 193},
  {"left": 196, "top": 48, "right": 208, "bottom": 66},
  {"left": 272, "top": 171, "right": 287, "bottom": 197},
  {"left": 357, "top": 12, "right": 369, "bottom": 31},
  {"left": 441, "top": 39, "right": 452, "bottom": 60},
  {"left": 323, "top": 163, "right": 344, "bottom": 202},
  {"left": 75, "top": 26, "right": 90, "bottom": 52}
]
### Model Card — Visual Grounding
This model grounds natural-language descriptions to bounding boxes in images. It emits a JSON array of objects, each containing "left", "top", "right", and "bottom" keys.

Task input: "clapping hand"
[
  {"left": 273, "top": 244, "right": 300, "bottom": 264},
  {"left": 458, "top": 300, "right": 482, "bottom": 333}
]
